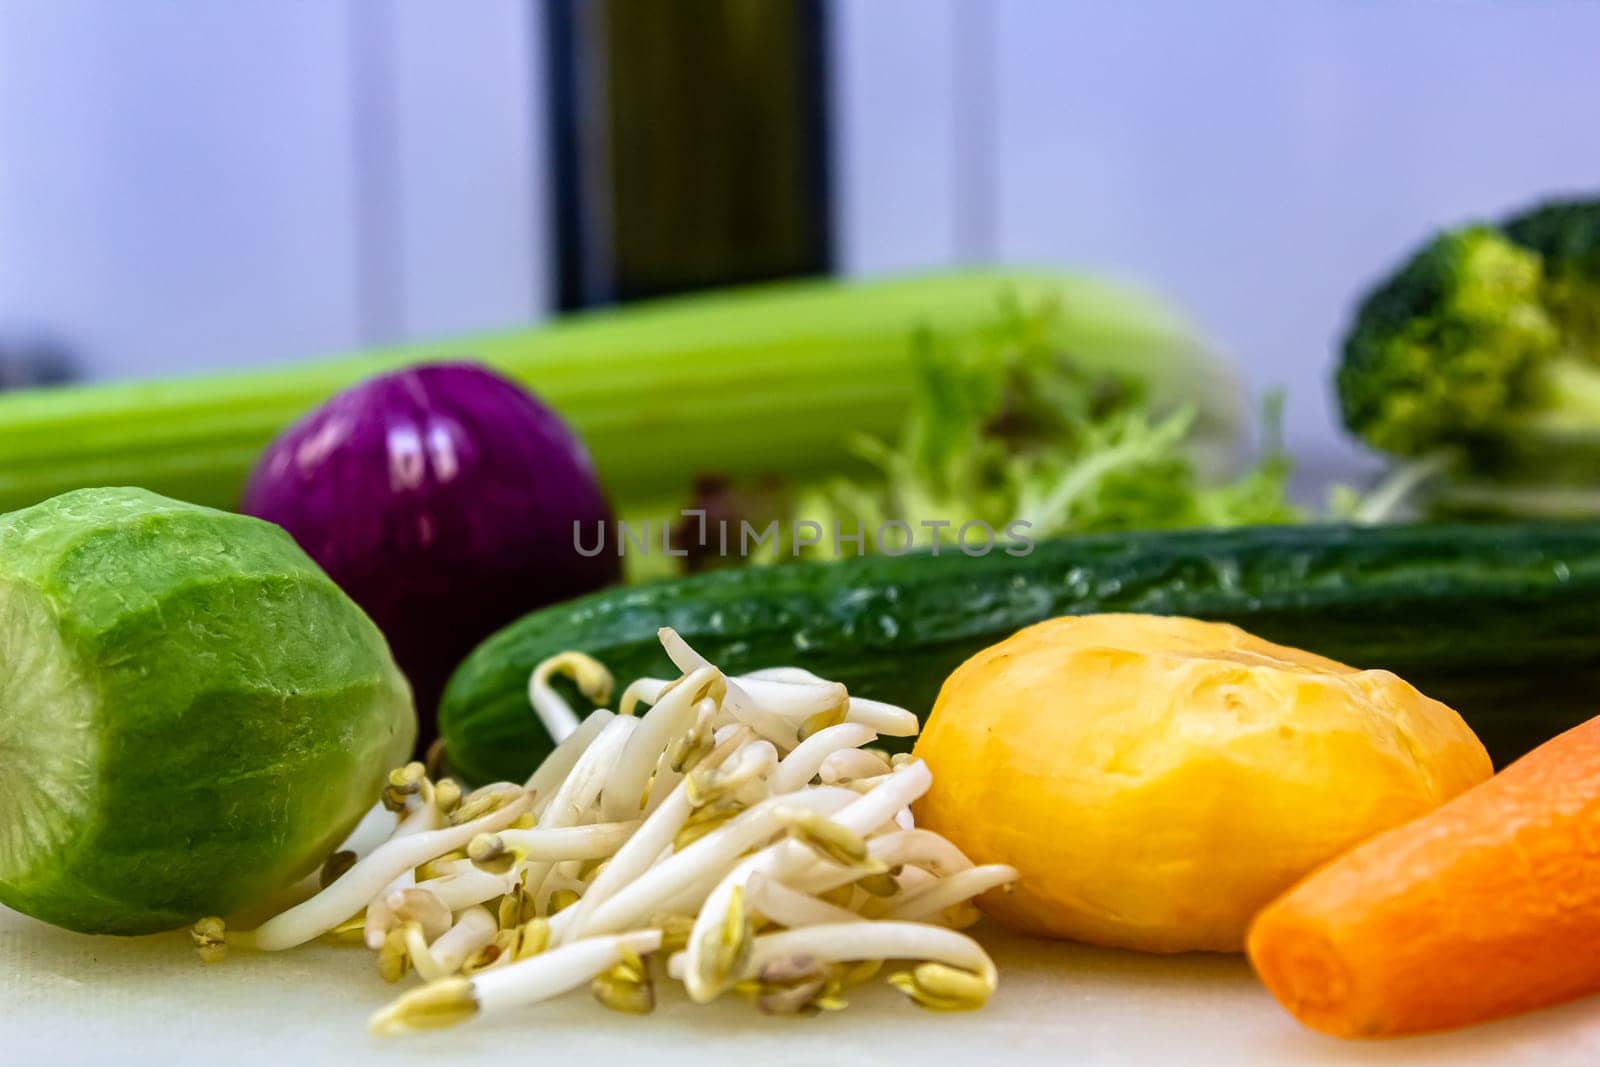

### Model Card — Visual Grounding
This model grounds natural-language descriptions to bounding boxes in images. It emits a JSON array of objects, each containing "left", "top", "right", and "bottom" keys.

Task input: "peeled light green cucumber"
[{"left": 0, "top": 487, "right": 415, "bottom": 934}]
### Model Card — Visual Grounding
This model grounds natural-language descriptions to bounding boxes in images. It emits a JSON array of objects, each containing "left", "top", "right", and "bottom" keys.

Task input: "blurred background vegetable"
[
  {"left": 692, "top": 295, "right": 1296, "bottom": 568},
  {"left": 242, "top": 363, "right": 617, "bottom": 735},
  {"left": 1337, "top": 194, "right": 1600, "bottom": 518},
  {"left": 0, "top": 271, "right": 1248, "bottom": 553}
]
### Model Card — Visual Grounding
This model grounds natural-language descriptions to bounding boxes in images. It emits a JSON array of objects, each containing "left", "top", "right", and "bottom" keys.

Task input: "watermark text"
[{"left": 574, "top": 513, "right": 1034, "bottom": 560}]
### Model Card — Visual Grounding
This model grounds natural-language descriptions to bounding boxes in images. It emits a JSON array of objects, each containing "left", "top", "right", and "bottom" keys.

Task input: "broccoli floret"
[
  {"left": 1505, "top": 198, "right": 1600, "bottom": 357},
  {"left": 1337, "top": 198, "right": 1600, "bottom": 461}
]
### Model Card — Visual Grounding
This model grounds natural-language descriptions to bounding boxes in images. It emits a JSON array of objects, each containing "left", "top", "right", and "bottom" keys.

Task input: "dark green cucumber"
[{"left": 440, "top": 522, "right": 1600, "bottom": 783}]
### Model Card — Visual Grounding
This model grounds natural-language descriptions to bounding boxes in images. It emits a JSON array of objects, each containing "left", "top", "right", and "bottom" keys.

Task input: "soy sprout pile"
[{"left": 192, "top": 628, "right": 1017, "bottom": 1035}]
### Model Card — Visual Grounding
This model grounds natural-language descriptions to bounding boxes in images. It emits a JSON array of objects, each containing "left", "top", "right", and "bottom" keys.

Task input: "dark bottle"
[
  {"left": 0, "top": 336, "right": 77, "bottom": 390},
  {"left": 545, "top": 0, "right": 832, "bottom": 309}
]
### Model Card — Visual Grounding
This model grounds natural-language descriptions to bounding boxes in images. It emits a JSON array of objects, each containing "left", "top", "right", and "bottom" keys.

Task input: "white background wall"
[
  {"left": 2, "top": 0, "right": 1598, "bottom": 470},
  {"left": 0, "top": 0, "right": 543, "bottom": 378}
]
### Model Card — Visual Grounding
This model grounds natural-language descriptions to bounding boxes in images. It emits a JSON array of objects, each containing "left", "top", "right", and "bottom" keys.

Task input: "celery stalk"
[{"left": 0, "top": 270, "right": 1242, "bottom": 517}]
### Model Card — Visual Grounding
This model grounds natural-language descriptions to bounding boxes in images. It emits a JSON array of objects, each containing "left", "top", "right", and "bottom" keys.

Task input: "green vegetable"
[
  {"left": 781, "top": 296, "right": 1297, "bottom": 557},
  {"left": 1504, "top": 199, "right": 1600, "bottom": 360},
  {"left": 0, "top": 271, "right": 1241, "bottom": 523},
  {"left": 1336, "top": 196, "right": 1600, "bottom": 516},
  {"left": 440, "top": 521, "right": 1600, "bottom": 784},
  {"left": 0, "top": 488, "right": 414, "bottom": 934}
]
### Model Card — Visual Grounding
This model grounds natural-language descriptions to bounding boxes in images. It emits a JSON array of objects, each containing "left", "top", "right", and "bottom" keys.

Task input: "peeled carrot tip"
[{"left": 1249, "top": 916, "right": 1365, "bottom": 1038}]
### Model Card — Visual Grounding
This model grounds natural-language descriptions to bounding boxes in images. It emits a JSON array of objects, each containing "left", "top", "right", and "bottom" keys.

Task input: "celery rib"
[{"left": 0, "top": 270, "right": 1239, "bottom": 517}]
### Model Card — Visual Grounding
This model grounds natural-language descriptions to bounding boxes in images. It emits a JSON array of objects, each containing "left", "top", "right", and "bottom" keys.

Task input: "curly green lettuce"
[{"left": 718, "top": 296, "right": 1300, "bottom": 564}]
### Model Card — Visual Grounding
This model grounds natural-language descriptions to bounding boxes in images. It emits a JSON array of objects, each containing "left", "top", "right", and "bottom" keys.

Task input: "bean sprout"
[{"left": 193, "top": 627, "right": 1016, "bottom": 1035}]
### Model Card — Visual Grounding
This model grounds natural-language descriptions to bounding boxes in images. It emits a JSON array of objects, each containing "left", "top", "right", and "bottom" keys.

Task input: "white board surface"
[{"left": 6, "top": 905, "right": 1600, "bottom": 1065}]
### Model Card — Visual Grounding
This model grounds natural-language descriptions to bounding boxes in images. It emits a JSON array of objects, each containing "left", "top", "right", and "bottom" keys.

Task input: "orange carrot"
[{"left": 1248, "top": 713, "right": 1600, "bottom": 1038}]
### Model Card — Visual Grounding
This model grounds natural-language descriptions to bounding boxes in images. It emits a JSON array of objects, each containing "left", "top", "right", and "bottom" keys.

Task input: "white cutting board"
[{"left": 6, "top": 907, "right": 1600, "bottom": 1065}]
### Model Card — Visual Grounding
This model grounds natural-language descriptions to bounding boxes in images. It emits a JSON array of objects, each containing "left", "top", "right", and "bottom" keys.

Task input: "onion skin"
[{"left": 242, "top": 363, "right": 619, "bottom": 741}]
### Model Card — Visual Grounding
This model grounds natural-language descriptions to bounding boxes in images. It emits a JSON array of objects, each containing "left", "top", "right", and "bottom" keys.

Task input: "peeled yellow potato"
[{"left": 912, "top": 613, "right": 1492, "bottom": 953}]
